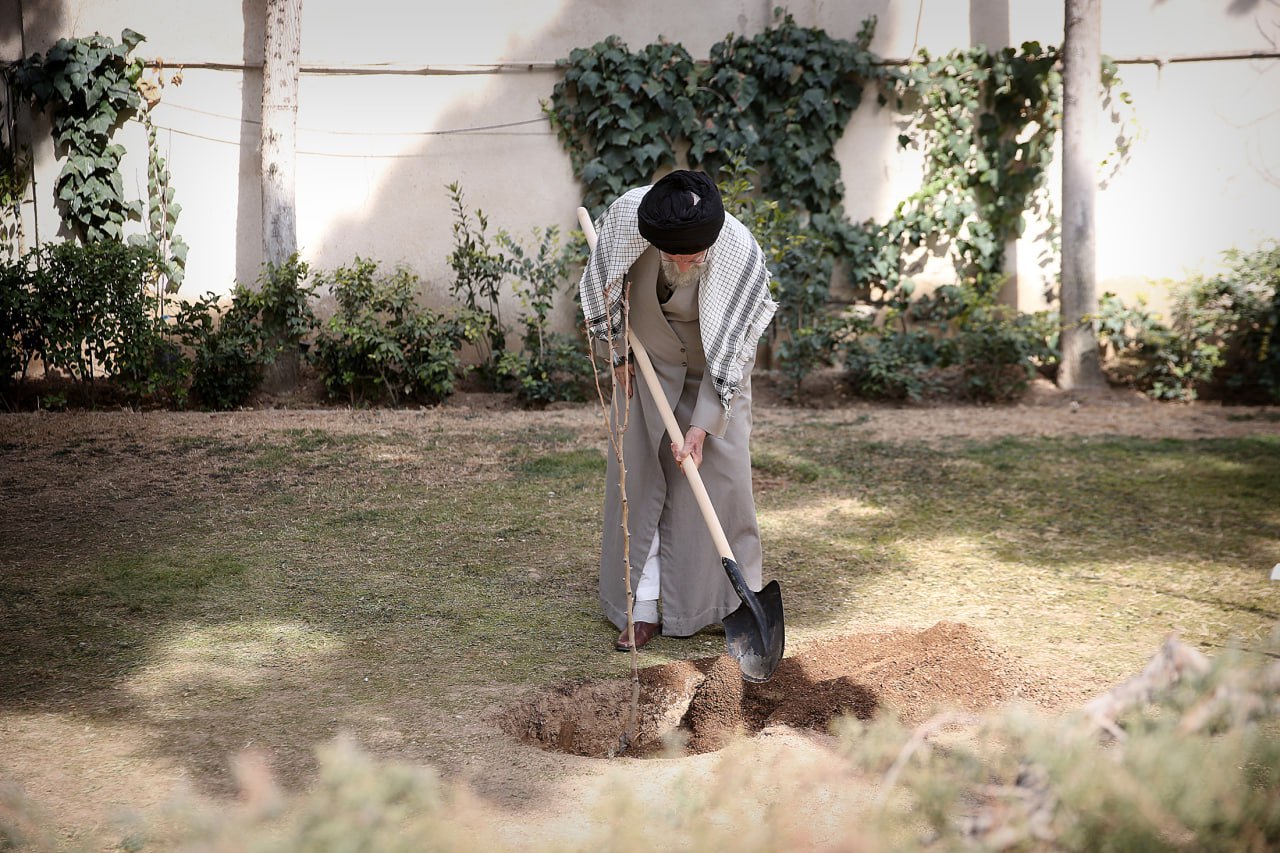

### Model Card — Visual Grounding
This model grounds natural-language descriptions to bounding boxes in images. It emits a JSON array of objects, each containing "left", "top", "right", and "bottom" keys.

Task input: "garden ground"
[{"left": 2, "top": 377, "right": 1279, "bottom": 849}]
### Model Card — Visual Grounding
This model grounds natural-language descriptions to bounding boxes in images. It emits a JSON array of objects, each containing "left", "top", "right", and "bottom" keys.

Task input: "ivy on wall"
[
  {"left": 690, "top": 14, "right": 883, "bottom": 217},
  {"left": 547, "top": 12, "right": 1082, "bottom": 388},
  {"left": 132, "top": 63, "right": 189, "bottom": 294},
  {"left": 547, "top": 36, "right": 700, "bottom": 212},
  {"left": 547, "top": 14, "right": 1066, "bottom": 291},
  {"left": 849, "top": 43, "right": 1062, "bottom": 303},
  {"left": 12, "top": 29, "right": 146, "bottom": 242},
  {"left": 9, "top": 30, "right": 189, "bottom": 323},
  {"left": 548, "top": 11, "right": 885, "bottom": 222},
  {"left": 0, "top": 132, "right": 29, "bottom": 259}
]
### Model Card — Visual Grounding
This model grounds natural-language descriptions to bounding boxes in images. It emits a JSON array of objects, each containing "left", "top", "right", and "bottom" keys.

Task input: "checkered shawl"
[{"left": 580, "top": 187, "right": 778, "bottom": 413}]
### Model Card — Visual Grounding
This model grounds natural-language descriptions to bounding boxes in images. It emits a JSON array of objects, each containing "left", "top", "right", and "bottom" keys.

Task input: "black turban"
[{"left": 636, "top": 170, "right": 725, "bottom": 255}]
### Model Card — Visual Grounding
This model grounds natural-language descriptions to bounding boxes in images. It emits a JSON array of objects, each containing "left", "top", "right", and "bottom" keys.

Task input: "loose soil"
[
  {"left": 498, "top": 621, "right": 1061, "bottom": 758},
  {"left": 3, "top": 377, "right": 1279, "bottom": 849}
]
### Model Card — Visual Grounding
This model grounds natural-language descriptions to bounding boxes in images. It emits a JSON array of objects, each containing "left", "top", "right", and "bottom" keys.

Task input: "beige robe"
[{"left": 599, "top": 248, "right": 763, "bottom": 637}]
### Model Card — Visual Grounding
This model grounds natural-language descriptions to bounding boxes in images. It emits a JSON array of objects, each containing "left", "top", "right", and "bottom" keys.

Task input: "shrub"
[
  {"left": 947, "top": 301, "right": 1058, "bottom": 402},
  {"left": 775, "top": 316, "right": 850, "bottom": 398},
  {"left": 30, "top": 241, "right": 160, "bottom": 384},
  {"left": 1093, "top": 243, "right": 1280, "bottom": 402},
  {"left": 1191, "top": 242, "right": 1279, "bottom": 403},
  {"left": 495, "top": 335, "right": 592, "bottom": 407},
  {"left": 446, "top": 183, "right": 508, "bottom": 383},
  {"left": 0, "top": 241, "right": 165, "bottom": 405},
  {"left": 0, "top": 257, "right": 34, "bottom": 391},
  {"left": 1094, "top": 290, "right": 1164, "bottom": 359},
  {"left": 1095, "top": 244, "right": 1279, "bottom": 403},
  {"left": 180, "top": 288, "right": 265, "bottom": 410},
  {"left": 114, "top": 336, "right": 191, "bottom": 407},
  {"left": 496, "top": 226, "right": 593, "bottom": 407},
  {"left": 446, "top": 184, "right": 592, "bottom": 404},
  {"left": 836, "top": 283, "right": 1057, "bottom": 403},
  {"left": 1093, "top": 290, "right": 1207, "bottom": 400},
  {"left": 1138, "top": 329, "right": 1223, "bottom": 403},
  {"left": 843, "top": 327, "right": 944, "bottom": 401},
  {"left": 182, "top": 257, "right": 316, "bottom": 410},
  {"left": 0, "top": 240, "right": 212, "bottom": 408},
  {"left": 310, "top": 259, "right": 479, "bottom": 406}
]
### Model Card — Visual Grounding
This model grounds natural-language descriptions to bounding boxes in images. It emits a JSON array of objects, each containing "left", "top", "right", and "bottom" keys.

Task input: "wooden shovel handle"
[{"left": 577, "top": 206, "right": 736, "bottom": 564}]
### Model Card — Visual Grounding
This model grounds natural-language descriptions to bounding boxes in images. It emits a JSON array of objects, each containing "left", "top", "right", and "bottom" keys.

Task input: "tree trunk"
[
  {"left": 260, "top": 0, "right": 303, "bottom": 392},
  {"left": 1058, "top": 0, "right": 1107, "bottom": 391}
]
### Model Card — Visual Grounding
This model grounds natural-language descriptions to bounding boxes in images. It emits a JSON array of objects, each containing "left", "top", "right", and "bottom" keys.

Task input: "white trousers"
[{"left": 633, "top": 531, "right": 661, "bottom": 623}]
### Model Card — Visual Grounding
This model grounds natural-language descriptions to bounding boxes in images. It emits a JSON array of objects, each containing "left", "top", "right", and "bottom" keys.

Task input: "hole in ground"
[{"left": 496, "top": 621, "right": 1044, "bottom": 758}]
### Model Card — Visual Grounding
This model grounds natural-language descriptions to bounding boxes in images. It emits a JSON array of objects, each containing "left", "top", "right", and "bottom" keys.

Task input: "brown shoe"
[{"left": 616, "top": 621, "right": 661, "bottom": 651}]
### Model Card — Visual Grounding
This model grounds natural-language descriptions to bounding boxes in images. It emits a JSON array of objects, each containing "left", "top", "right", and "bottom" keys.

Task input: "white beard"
[{"left": 660, "top": 259, "right": 703, "bottom": 290}]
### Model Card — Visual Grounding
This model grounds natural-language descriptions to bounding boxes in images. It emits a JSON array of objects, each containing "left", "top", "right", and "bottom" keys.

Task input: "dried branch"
[
  {"left": 1177, "top": 658, "right": 1280, "bottom": 734},
  {"left": 1081, "top": 634, "right": 1211, "bottom": 739},
  {"left": 876, "top": 711, "right": 979, "bottom": 809}
]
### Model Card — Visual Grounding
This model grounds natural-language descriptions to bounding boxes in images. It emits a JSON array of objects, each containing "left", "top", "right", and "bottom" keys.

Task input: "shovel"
[{"left": 578, "top": 207, "right": 785, "bottom": 683}]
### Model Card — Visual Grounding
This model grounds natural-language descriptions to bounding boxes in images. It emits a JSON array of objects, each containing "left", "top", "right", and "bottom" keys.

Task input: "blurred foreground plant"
[
  {"left": 140, "top": 737, "right": 500, "bottom": 853},
  {"left": 837, "top": 631, "right": 1280, "bottom": 850},
  {"left": 5, "top": 634, "right": 1275, "bottom": 851}
]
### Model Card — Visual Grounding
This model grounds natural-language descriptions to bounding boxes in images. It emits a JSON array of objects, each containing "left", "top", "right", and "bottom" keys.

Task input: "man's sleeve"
[{"left": 691, "top": 350, "right": 756, "bottom": 439}]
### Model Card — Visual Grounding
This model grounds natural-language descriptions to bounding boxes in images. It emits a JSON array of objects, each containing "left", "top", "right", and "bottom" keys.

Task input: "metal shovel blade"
[{"left": 721, "top": 558, "right": 785, "bottom": 683}]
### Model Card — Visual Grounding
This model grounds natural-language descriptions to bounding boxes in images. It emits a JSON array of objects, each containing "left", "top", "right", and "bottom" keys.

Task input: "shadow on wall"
[
  {"left": 2, "top": 0, "right": 66, "bottom": 253},
  {"left": 0, "top": 0, "right": 66, "bottom": 59}
]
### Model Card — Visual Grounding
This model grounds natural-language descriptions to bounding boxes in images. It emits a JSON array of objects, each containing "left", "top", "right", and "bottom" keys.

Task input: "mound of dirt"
[{"left": 497, "top": 621, "right": 1046, "bottom": 758}]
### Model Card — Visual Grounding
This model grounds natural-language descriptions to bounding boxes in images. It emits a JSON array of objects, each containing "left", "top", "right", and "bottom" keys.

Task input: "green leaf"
[{"left": 121, "top": 29, "right": 146, "bottom": 51}]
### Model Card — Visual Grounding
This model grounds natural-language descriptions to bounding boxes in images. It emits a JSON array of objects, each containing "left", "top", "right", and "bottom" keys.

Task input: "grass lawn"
[{"left": 1, "top": 403, "right": 1278, "bottom": 847}]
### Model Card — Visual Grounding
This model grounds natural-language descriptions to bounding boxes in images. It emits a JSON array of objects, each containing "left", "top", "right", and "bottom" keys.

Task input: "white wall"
[
  {"left": 3, "top": 0, "right": 1277, "bottom": 328},
  {"left": 1008, "top": 0, "right": 1280, "bottom": 312}
]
